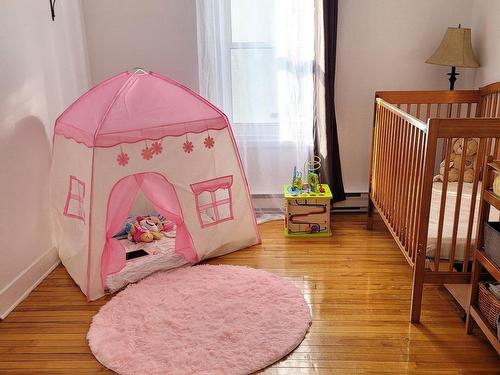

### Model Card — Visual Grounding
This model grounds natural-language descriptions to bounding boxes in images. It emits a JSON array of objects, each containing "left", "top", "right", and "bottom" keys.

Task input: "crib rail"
[
  {"left": 478, "top": 82, "right": 500, "bottom": 117},
  {"left": 423, "top": 120, "right": 500, "bottom": 279},
  {"left": 376, "top": 90, "right": 480, "bottom": 122},
  {"left": 369, "top": 98, "right": 428, "bottom": 267},
  {"left": 369, "top": 84, "right": 500, "bottom": 323}
]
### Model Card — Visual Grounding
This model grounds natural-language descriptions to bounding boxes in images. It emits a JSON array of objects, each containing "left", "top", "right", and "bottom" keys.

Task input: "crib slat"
[
  {"left": 389, "top": 113, "right": 399, "bottom": 223},
  {"left": 381, "top": 108, "right": 391, "bottom": 212},
  {"left": 374, "top": 105, "right": 382, "bottom": 201},
  {"left": 434, "top": 139, "right": 452, "bottom": 270},
  {"left": 396, "top": 117, "right": 406, "bottom": 238},
  {"left": 401, "top": 121, "right": 411, "bottom": 245},
  {"left": 373, "top": 104, "right": 382, "bottom": 200},
  {"left": 381, "top": 108, "right": 392, "bottom": 213},
  {"left": 400, "top": 118, "right": 411, "bottom": 242},
  {"left": 390, "top": 113, "right": 400, "bottom": 222},
  {"left": 426, "top": 104, "right": 431, "bottom": 121},
  {"left": 446, "top": 103, "right": 452, "bottom": 118},
  {"left": 486, "top": 95, "right": 493, "bottom": 116},
  {"left": 448, "top": 138, "right": 469, "bottom": 270},
  {"left": 408, "top": 131, "right": 419, "bottom": 261},
  {"left": 393, "top": 117, "right": 402, "bottom": 236},
  {"left": 436, "top": 104, "right": 442, "bottom": 118},
  {"left": 456, "top": 103, "right": 462, "bottom": 118},
  {"left": 404, "top": 126, "right": 414, "bottom": 256},
  {"left": 491, "top": 93, "right": 498, "bottom": 117},
  {"left": 406, "top": 125, "right": 417, "bottom": 259},
  {"left": 466, "top": 102, "right": 472, "bottom": 118},
  {"left": 476, "top": 138, "right": 494, "bottom": 248},
  {"left": 463, "top": 138, "right": 486, "bottom": 272},
  {"left": 416, "top": 104, "right": 421, "bottom": 120},
  {"left": 377, "top": 105, "right": 385, "bottom": 201},
  {"left": 412, "top": 131, "right": 426, "bottom": 263},
  {"left": 381, "top": 109, "right": 391, "bottom": 214}
]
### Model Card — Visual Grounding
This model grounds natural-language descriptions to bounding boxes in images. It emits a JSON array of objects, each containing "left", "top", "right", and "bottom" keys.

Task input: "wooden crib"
[{"left": 367, "top": 82, "right": 500, "bottom": 323}]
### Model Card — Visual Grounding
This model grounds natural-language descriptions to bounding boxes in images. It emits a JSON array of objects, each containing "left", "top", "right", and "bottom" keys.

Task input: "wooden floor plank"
[{"left": 0, "top": 213, "right": 498, "bottom": 374}]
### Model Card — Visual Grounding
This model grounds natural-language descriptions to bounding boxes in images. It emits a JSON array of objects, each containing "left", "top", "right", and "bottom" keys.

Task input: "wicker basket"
[{"left": 478, "top": 282, "right": 500, "bottom": 329}]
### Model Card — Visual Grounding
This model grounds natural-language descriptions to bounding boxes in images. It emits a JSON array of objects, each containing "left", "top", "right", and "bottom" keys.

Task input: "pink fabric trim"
[
  {"left": 63, "top": 176, "right": 85, "bottom": 222},
  {"left": 54, "top": 119, "right": 227, "bottom": 148},
  {"left": 54, "top": 71, "right": 228, "bottom": 148},
  {"left": 55, "top": 118, "right": 227, "bottom": 148},
  {"left": 190, "top": 175, "right": 233, "bottom": 195},
  {"left": 86, "top": 147, "right": 96, "bottom": 300},
  {"left": 190, "top": 176, "right": 234, "bottom": 229}
]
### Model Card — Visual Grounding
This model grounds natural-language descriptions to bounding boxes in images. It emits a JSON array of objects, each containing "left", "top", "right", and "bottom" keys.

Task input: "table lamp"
[{"left": 426, "top": 25, "right": 479, "bottom": 90}]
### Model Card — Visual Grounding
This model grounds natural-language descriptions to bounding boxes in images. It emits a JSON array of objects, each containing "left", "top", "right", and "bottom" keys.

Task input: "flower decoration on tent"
[
  {"left": 183, "top": 140, "right": 194, "bottom": 154},
  {"left": 204, "top": 135, "right": 215, "bottom": 149},
  {"left": 116, "top": 151, "right": 129, "bottom": 166},
  {"left": 151, "top": 141, "right": 163, "bottom": 155},
  {"left": 141, "top": 146, "right": 154, "bottom": 160}
]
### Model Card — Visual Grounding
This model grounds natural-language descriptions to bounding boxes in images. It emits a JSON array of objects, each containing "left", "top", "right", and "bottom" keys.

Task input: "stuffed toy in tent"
[{"left": 50, "top": 70, "right": 260, "bottom": 300}]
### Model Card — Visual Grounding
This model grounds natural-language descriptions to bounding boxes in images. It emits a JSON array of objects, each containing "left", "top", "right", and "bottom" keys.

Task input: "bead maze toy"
[{"left": 284, "top": 157, "right": 332, "bottom": 237}]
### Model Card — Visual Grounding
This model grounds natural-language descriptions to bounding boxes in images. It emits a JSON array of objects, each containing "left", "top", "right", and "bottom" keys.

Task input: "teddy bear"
[
  {"left": 138, "top": 216, "right": 163, "bottom": 240},
  {"left": 126, "top": 216, "right": 163, "bottom": 243},
  {"left": 126, "top": 221, "right": 155, "bottom": 243},
  {"left": 434, "top": 138, "right": 478, "bottom": 183},
  {"left": 494, "top": 175, "right": 500, "bottom": 196},
  {"left": 453, "top": 137, "right": 478, "bottom": 156}
]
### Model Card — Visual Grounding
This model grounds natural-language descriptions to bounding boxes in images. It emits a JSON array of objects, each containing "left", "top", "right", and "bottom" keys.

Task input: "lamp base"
[{"left": 447, "top": 66, "right": 459, "bottom": 90}]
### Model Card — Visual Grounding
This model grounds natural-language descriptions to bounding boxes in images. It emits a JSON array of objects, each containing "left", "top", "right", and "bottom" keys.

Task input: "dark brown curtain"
[{"left": 314, "top": 0, "right": 345, "bottom": 203}]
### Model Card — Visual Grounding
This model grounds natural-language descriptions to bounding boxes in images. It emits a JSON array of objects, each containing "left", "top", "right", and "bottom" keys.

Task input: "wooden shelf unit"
[{"left": 465, "top": 160, "right": 500, "bottom": 355}]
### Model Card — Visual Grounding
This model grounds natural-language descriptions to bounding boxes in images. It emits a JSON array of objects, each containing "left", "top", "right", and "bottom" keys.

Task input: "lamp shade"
[{"left": 426, "top": 27, "right": 479, "bottom": 68}]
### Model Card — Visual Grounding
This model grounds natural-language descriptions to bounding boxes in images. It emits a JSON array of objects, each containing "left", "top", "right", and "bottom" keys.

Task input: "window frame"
[
  {"left": 63, "top": 175, "right": 86, "bottom": 223},
  {"left": 190, "top": 175, "right": 234, "bottom": 228},
  {"left": 220, "top": 0, "right": 280, "bottom": 140}
]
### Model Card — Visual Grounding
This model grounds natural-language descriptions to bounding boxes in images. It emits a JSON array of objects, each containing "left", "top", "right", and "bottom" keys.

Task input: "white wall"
[
  {"left": 81, "top": 0, "right": 199, "bottom": 90},
  {"left": 0, "top": 0, "right": 90, "bottom": 318},
  {"left": 81, "top": 0, "right": 483, "bottom": 194},
  {"left": 471, "top": 0, "right": 500, "bottom": 87},
  {"left": 335, "top": 0, "right": 476, "bottom": 193}
]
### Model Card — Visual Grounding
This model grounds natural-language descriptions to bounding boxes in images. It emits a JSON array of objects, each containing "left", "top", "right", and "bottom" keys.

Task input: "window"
[
  {"left": 197, "top": 0, "right": 315, "bottom": 206},
  {"left": 64, "top": 176, "right": 85, "bottom": 222},
  {"left": 199, "top": 0, "right": 315, "bottom": 143},
  {"left": 191, "top": 176, "right": 234, "bottom": 228}
]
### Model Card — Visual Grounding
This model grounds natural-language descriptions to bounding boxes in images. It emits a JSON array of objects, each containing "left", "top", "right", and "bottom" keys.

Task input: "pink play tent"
[{"left": 51, "top": 70, "right": 260, "bottom": 300}]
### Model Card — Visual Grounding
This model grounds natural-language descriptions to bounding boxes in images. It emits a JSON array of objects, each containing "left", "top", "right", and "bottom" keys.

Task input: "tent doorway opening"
[{"left": 100, "top": 172, "right": 197, "bottom": 292}]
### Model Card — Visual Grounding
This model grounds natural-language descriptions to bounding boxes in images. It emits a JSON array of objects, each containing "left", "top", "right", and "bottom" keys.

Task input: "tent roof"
[{"left": 54, "top": 71, "right": 227, "bottom": 147}]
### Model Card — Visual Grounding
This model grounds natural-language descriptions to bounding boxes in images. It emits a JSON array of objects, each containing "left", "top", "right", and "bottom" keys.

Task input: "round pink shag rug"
[{"left": 87, "top": 265, "right": 311, "bottom": 375}]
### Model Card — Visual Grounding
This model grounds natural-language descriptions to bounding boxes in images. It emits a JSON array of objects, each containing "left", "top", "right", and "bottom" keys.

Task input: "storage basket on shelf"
[
  {"left": 484, "top": 221, "right": 500, "bottom": 267},
  {"left": 478, "top": 282, "right": 500, "bottom": 329}
]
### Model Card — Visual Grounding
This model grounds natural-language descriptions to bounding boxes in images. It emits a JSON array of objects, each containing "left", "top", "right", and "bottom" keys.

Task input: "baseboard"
[
  {"left": 332, "top": 193, "right": 369, "bottom": 212},
  {"left": 252, "top": 192, "right": 369, "bottom": 213},
  {"left": 0, "top": 247, "right": 60, "bottom": 319}
]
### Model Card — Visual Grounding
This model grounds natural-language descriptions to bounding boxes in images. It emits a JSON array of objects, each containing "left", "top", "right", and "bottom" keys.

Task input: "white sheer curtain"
[{"left": 197, "top": 0, "right": 315, "bottom": 219}]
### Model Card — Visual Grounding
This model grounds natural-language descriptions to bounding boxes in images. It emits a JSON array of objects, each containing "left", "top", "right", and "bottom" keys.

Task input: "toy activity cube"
[{"left": 284, "top": 184, "right": 332, "bottom": 237}]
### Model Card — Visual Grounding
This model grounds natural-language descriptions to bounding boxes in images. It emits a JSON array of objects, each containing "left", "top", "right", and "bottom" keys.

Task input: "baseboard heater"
[{"left": 251, "top": 192, "right": 369, "bottom": 214}]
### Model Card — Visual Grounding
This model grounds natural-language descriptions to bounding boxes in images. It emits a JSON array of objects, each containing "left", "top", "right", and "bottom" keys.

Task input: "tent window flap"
[
  {"left": 64, "top": 175, "right": 85, "bottom": 222},
  {"left": 191, "top": 175, "right": 234, "bottom": 228}
]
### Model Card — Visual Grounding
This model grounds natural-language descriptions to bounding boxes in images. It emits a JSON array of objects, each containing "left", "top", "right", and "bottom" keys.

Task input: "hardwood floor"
[{"left": 0, "top": 213, "right": 498, "bottom": 374}]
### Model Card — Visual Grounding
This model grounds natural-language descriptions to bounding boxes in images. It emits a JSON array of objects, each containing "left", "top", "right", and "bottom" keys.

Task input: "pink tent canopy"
[{"left": 54, "top": 70, "right": 228, "bottom": 147}]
